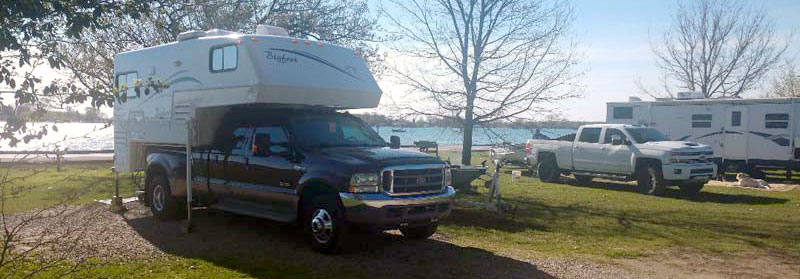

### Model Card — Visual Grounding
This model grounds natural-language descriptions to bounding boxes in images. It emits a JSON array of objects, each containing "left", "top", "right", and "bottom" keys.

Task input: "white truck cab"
[{"left": 525, "top": 124, "right": 717, "bottom": 195}]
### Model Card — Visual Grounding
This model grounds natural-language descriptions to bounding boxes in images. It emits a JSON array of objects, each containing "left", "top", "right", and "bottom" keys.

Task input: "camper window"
[
  {"left": 691, "top": 114, "right": 712, "bottom": 128},
  {"left": 231, "top": 127, "right": 250, "bottom": 155},
  {"left": 613, "top": 107, "right": 633, "bottom": 119},
  {"left": 578, "top": 128, "right": 601, "bottom": 143},
  {"left": 765, "top": 113, "right": 789, "bottom": 129},
  {"left": 115, "top": 72, "right": 138, "bottom": 98},
  {"left": 210, "top": 45, "right": 238, "bottom": 72}
]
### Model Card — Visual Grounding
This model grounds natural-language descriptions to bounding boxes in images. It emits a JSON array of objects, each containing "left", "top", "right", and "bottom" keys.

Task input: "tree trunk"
[
  {"left": 461, "top": 97, "right": 475, "bottom": 165},
  {"left": 461, "top": 120, "right": 473, "bottom": 165}
]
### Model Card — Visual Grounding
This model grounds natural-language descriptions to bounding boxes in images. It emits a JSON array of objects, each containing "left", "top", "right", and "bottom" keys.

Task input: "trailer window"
[
  {"left": 210, "top": 45, "right": 237, "bottom": 72},
  {"left": 612, "top": 107, "right": 633, "bottom": 119},
  {"left": 691, "top": 114, "right": 712, "bottom": 128},
  {"left": 765, "top": 113, "right": 789, "bottom": 129},
  {"left": 578, "top": 128, "right": 601, "bottom": 143},
  {"left": 731, "top": 111, "right": 741, "bottom": 127}
]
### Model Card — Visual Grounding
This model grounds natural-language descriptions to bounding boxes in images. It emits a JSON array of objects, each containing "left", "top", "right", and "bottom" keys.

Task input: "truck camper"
[{"left": 113, "top": 26, "right": 454, "bottom": 253}]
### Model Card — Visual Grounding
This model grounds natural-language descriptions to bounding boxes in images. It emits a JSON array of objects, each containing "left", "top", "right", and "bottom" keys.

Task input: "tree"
[
  {"left": 650, "top": 0, "right": 787, "bottom": 99},
  {"left": 765, "top": 60, "right": 800, "bottom": 98},
  {"left": 51, "top": 0, "right": 382, "bottom": 116},
  {"left": 0, "top": 1, "right": 149, "bottom": 148},
  {"left": 383, "top": 0, "right": 581, "bottom": 164}
]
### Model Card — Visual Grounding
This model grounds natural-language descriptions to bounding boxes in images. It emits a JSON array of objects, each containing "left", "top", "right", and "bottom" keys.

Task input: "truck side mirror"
[
  {"left": 611, "top": 135, "right": 622, "bottom": 145},
  {"left": 389, "top": 135, "right": 401, "bottom": 149}
]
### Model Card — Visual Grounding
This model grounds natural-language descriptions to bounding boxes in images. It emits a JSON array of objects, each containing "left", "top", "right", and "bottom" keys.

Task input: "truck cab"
[
  {"left": 526, "top": 124, "right": 717, "bottom": 195},
  {"left": 144, "top": 107, "right": 455, "bottom": 253}
]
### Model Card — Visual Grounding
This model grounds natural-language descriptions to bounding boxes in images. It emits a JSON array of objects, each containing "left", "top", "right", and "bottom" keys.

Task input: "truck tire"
[
  {"left": 537, "top": 156, "right": 560, "bottom": 183},
  {"left": 637, "top": 165, "right": 665, "bottom": 196},
  {"left": 400, "top": 224, "right": 438, "bottom": 240},
  {"left": 574, "top": 174, "right": 592, "bottom": 184},
  {"left": 678, "top": 182, "right": 705, "bottom": 196},
  {"left": 304, "top": 194, "right": 347, "bottom": 254},
  {"left": 147, "top": 172, "right": 186, "bottom": 221}
]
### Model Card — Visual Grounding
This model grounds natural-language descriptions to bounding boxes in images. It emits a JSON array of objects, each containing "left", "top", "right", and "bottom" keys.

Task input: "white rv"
[
  {"left": 606, "top": 97, "right": 800, "bottom": 178},
  {"left": 113, "top": 26, "right": 381, "bottom": 173}
]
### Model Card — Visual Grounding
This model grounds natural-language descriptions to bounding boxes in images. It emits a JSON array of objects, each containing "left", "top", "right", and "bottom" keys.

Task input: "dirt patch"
[
  {"left": 616, "top": 249, "right": 800, "bottom": 279},
  {"left": 706, "top": 180, "right": 799, "bottom": 192},
  {"left": 9, "top": 201, "right": 799, "bottom": 279}
]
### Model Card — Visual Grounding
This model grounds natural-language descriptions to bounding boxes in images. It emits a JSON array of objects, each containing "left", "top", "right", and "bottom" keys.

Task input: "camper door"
[{"left": 722, "top": 107, "right": 748, "bottom": 160}]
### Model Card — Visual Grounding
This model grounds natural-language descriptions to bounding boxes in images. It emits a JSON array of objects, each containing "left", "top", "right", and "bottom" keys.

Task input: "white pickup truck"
[{"left": 525, "top": 124, "right": 717, "bottom": 195}]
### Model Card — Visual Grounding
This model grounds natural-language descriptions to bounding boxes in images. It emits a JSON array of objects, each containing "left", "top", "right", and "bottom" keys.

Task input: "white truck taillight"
[{"left": 525, "top": 141, "right": 531, "bottom": 155}]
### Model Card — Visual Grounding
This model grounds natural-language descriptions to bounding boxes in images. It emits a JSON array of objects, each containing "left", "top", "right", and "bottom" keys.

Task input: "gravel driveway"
[{"left": 11, "top": 202, "right": 655, "bottom": 279}]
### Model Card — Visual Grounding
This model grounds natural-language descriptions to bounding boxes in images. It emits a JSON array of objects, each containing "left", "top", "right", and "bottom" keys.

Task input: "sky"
[
  {"left": 4, "top": 0, "right": 799, "bottom": 122},
  {"left": 372, "top": 0, "right": 800, "bottom": 122},
  {"left": 552, "top": 0, "right": 800, "bottom": 121}
]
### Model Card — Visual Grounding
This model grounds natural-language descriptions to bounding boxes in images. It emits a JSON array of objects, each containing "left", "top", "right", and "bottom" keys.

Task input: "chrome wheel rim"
[
  {"left": 152, "top": 184, "right": 165, "bottom": 212},
  {"left": 310, "top": 208, "right": 334, "bottom": 244}
]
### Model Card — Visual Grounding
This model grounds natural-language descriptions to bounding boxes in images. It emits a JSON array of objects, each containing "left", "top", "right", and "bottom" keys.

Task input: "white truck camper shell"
[{"left": 113, "top": 26, "right": 382, "bottom": 172}]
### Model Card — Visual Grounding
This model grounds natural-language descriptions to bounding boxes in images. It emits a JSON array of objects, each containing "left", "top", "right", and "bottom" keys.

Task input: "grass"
[
  {"left": 0, "top": 162, "right": 139, "bottom": 213},
  {"left": 440, "top": 151, "right": 800, "bottom": 260},
  {"left": 2, "top": 155, "right": 799, "bottom": 278}
]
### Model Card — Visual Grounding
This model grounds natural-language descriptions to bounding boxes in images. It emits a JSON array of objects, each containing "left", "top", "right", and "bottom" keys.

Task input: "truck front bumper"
[
  {"left": 662, "top": 163, "right": 717, "bottom": 181},
  {"left": 339, "top": 186, "right": 456, "bottom": 229}
]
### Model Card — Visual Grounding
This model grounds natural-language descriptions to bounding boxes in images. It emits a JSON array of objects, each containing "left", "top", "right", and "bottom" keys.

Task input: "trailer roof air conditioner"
[{"left": 676, "top": 92, "right": 705, "bottom": 100}]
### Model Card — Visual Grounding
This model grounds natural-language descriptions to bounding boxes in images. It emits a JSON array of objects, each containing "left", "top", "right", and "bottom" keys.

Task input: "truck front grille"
[
  {"left": 382, "top": 165, "right": 445, "bottom": 195},
  {"left": 690, "top": 168, "right": 714, "bottom": 174}
]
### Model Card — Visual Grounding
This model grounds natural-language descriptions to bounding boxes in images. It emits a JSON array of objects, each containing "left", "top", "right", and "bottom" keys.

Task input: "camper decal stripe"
[
  {"left": 748, "top": 131, "right": 790, "bottom": 146},
  {"left": 694, "top": 130, "right": 743, "bottom": 140},
  {"left": 267, "top": 48, "right": 361, "bottom": 81}
]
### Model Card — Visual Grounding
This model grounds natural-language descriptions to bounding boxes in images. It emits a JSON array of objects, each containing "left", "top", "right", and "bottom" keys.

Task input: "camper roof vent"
[
  {"left": 204, "top": 29, "right": 237, "bottom": 37},
  {"left": 256, "top": 25, "right": 289, "bottom": 36},
  {"left": 629, "top": 96, "right": 642, "bottom": 102},
  {"left": 177, "top": 30, "right": 206, "bottom": 41},
  {"left": 676, "top": 91, "right": 705, "bottom": 100}
]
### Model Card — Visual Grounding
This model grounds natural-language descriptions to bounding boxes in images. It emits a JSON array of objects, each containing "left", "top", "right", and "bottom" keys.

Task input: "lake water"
[{"left": 0, "top": 122, "right": 575, "bottom": 151}]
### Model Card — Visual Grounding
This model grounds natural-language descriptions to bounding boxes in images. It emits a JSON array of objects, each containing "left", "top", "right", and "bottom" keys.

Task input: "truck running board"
[{"left": 571, "top": 171, "right": 630, "bottom": 181}]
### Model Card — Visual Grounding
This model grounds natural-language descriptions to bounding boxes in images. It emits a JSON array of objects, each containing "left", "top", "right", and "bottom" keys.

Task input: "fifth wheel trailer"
[{"left": 606, "top": 97, "right": 800, "bottom": 178}]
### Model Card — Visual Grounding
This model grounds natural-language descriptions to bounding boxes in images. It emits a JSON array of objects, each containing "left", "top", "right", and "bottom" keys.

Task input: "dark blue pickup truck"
[{"left": 142, "top": 107, "right": 455, "bottom": 253}]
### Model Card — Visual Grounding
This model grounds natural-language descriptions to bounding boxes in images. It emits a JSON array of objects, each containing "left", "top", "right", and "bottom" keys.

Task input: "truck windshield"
[
  {"left": 292, "top": 114, "right": 387, "bottom": 148},
  {"left": 625, "top": 128, "right": 667, "bottom": 143}
]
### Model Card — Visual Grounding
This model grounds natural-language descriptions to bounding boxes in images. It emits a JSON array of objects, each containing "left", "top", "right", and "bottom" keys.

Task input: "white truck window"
[
  {"left": 603, "top": 128, "right": 627, "bottom": 144},
  {"left": 765, "top": 113, "right": 789, "bottom": 129},
  {"left": 578, "top": 128, "right": 601, "bottom": 143},
  {"left": 691, "top": 114, "right": 712, "bottom": 128},
  {"left": 211, "top": 45, "right": 238, "bottom": 72}
]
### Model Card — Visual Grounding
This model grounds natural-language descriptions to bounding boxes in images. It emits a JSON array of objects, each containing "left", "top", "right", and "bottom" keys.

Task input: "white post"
[{"left": 184, "top": 119, "right": 193, "bottom": 232}]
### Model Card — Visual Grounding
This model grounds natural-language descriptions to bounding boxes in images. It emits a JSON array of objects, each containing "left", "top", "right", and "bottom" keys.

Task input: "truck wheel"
[
  {"left": 304, "top": 194, "right": 346, "bottom": 254},
  {"left": 679, "top": 182, "right": 705, "bottom": 196},
  {"left": 637, "top": 165, "right": 665, "bottom": 196},
  {"left": 574, "top": 174, "right": 592, "bottom": 184},
  {"left": 537, "top": 157, "right": 559, "bottom": 182},
  {"left": 400, "top": 224, "right": 438, "bottom": 240},
  {"left": 147, "top": 173, "right": 186, "bottom": 221}
]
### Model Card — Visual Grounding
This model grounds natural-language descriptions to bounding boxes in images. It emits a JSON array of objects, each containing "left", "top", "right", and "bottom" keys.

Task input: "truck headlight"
[
  {"left": 443, "top": 167, "right": 452, "bottom": 186},
  {"left": 348, "top": 172, "right": 380, "bottom": 193}
]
